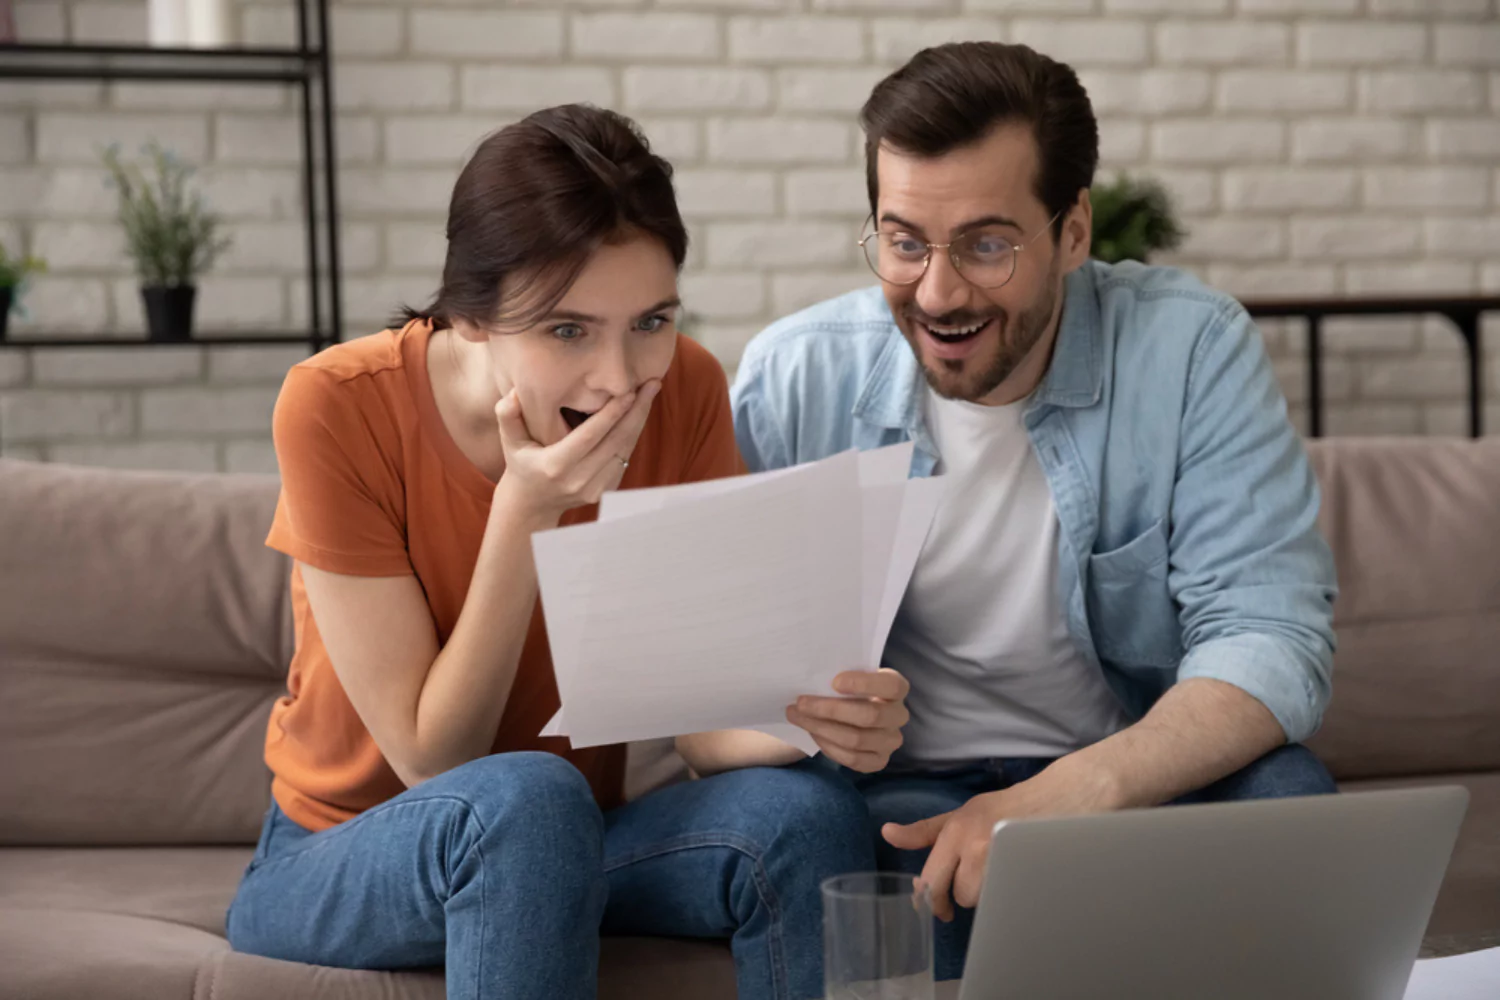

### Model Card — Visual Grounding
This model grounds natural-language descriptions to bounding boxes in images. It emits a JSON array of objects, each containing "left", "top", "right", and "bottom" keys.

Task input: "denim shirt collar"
[{"left": 850, "top": 264, "right": 1104, "bottom": 448}]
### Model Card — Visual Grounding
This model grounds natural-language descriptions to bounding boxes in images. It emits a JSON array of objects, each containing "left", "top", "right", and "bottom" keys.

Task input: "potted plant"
[
  {"left": 1090, "top": 174, "right": 1186, "bottom": 265},
  {"left": 102, "top": 142, "right": 231, "bottom": 341},
  {"left": 0, "top": 242, "right": 46, "bottom": 342}
]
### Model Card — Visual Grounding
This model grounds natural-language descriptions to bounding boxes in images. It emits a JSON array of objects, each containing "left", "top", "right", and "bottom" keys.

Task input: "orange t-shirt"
[{"left": 263, "top": 319, "right": 745, "bottom": 832}]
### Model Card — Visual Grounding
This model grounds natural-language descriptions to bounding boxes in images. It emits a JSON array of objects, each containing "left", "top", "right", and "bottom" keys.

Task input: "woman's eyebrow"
[{"left": 543, "top": 297, "right": 682, "bottom": 324}]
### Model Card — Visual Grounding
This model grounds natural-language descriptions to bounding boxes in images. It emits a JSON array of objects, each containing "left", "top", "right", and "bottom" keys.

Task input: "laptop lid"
[{"left": 958, "top": 786, "right": 1469, "bottom": 1000}]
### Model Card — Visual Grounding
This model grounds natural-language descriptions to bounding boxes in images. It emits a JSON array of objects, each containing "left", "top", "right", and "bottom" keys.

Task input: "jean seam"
[
  {"left": 604, "top": 832, "right": 789, "bottom": 1000},
  {"left": 242, "top": 794, "right": 483, "bottom": 878}
]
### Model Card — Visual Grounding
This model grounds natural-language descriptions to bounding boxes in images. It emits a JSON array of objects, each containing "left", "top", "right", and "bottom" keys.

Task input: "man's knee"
[
  {"left": 712, "top": 759, "right": 877, "bottom": 869},
  {"left": 1198, "top": 744, "right": 1338, "bottom": 802}
]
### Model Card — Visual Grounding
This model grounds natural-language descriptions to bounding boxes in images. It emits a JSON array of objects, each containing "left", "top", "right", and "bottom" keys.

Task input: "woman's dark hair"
[
  {"left": 860, "top": 42, "right": 1098, "bottom": 240},
  {"left": 398, "top": 104, "right": 687, "bottom": 331}
]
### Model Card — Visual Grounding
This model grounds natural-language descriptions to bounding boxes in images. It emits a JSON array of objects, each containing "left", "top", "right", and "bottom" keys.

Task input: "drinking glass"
[{"left": 822, "top": 872, "right": 934, "bottom": 1000}]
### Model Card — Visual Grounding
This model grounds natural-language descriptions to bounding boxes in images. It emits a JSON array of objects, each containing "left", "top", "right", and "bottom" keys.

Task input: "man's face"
[{"left": 873, "top": 123, "right": 1075, "bottom": 405}]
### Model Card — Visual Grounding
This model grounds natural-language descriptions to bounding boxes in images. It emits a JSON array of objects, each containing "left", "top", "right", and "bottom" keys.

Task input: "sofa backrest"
[
  {"left": 0, "top": 459, "right": 292, "bottom": 845},
  {"left": 1306, "top": 438, "right": 1500, "bottom": 781},
  {"left": 3, "top": 437, "right": 1497, "bottom": 845}
]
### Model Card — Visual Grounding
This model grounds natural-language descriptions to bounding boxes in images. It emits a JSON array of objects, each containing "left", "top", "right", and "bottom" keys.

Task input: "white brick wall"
[{"left": 2, "top": 0, "right": 1497, "bottom": 472}]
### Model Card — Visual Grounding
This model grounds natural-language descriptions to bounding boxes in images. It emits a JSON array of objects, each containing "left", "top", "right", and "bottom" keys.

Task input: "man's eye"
[
  {"left": 969, "top": 237, "right": 1011, "bottom": 258},
  {"left": 552, "top": 324, "right": 584, "bottom": 342},
  {"left": 888, "top": 236, "right": 927, "bottom": 258}
]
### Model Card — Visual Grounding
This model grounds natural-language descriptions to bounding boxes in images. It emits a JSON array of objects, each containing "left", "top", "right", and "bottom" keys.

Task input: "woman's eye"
[
  {"left": 637, "top": 314, "right": 670, "bottom": 333},
  {"left": 552, "top": 324, "right": 584, "bottom": 342}
]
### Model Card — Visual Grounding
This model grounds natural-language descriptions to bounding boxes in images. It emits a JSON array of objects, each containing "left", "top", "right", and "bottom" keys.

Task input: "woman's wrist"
[{"left": 489, "top": 476, "right": 564, "bottom": 536}]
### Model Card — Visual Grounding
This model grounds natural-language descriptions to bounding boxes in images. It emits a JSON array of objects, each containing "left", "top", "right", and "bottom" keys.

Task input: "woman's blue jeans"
[{"left": 227, "top": 752, "right": 875, "bottom": 1000}]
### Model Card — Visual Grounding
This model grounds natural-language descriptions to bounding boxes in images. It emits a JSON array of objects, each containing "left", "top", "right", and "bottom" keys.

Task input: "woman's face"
[{"left": 486, "top": 236, "right": 681, "bottom": 447}]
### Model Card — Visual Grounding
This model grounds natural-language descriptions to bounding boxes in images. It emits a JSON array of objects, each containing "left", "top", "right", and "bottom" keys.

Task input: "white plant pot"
[
  {"left": 187, "top": 0, "right": 231, "bottom": 48},
  {"left": 148, "top": 0, "right": 189, "bottom": 47}
]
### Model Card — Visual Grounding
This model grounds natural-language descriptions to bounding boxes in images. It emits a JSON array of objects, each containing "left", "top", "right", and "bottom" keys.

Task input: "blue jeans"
[
  {"left": 227, "top": 752, "right": 875, "bottom": 1000},
  {"left": 856, "top": 743, "right": 1339, "bottom": 981}
]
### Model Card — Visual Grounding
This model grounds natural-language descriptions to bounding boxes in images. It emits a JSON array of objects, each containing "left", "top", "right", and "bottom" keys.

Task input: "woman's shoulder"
[
  {"left": 291, "top": 327, "right": 407, "bottom": 387},
  {"left": 661, "top": 333, "right": 729, "bottom": 405}
]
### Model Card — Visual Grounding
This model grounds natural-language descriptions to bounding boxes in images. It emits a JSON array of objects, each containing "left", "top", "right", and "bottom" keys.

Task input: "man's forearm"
[{"left": 1057, "top": 677, "right": 1288, "bottom": 810}]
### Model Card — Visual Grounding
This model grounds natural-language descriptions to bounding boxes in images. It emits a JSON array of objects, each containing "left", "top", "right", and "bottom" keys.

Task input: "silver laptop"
[{"left": 958, "top": 786, "right": 1469, "bottom": 1000}]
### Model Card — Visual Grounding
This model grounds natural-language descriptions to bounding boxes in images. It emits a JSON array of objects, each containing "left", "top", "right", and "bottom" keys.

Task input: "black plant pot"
[
  {"left": 142, "top": 285, "right": 197, "bottom": 342},
  {"left": 0, "top": 287, "right": 11, "bottom": 341}
]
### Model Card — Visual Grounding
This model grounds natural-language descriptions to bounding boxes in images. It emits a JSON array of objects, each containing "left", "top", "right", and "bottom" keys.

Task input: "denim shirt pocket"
[{"left": 1085, "top": 515, "right": 1183, "bottom": 669}]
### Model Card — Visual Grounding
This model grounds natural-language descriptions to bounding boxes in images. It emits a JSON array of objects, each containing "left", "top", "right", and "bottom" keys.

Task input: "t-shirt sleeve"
[
  {"left": 675, "top": 338, "right": 749, "bottom": 485},
  {"left": 265, "top": 365, "right": 414, "bottom": 577}
]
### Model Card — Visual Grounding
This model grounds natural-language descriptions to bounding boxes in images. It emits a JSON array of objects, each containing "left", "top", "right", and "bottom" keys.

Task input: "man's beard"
[{"left": 902, "top": 267, "right": 1062, "bottom": 404}]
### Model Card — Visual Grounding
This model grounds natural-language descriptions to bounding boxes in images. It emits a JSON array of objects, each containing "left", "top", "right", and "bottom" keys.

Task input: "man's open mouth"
[
  {"left": 920, "top": 318, "right": 992, "bottom": 344},
  {"left": 560, "top": 407, "right": 595, "bottom": 431}
]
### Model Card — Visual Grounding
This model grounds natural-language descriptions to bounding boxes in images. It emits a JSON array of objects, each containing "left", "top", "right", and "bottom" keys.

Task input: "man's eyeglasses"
[{"left": 857, "top": 210, "right": 1064, "bottom": 290}]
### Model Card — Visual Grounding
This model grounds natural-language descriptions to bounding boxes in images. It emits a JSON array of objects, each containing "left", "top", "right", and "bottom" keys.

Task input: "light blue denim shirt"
[{"left": 730, "top": 259, "right": 1337, "bottom": 744}]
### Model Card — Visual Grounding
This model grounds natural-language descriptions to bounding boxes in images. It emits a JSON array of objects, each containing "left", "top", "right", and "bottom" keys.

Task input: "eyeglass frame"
[{"left": 856, "top": 208, "right": 1066, "bottom": 290}]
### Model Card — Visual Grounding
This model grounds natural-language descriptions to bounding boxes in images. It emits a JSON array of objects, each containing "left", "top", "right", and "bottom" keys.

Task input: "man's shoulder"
[
  {"left": 737, "top": 284, "right": 901, "bottom": 382},
  {"left": 1092, "top": 260, "right": 1245, "bottom": 334}
]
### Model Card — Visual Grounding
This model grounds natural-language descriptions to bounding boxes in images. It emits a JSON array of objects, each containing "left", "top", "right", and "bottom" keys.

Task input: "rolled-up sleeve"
[{"left": 1169, "top": 304, "right": 1337, "bottom": 743}]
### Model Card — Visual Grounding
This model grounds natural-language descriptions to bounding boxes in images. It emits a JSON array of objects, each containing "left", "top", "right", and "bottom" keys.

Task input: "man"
[{"left": 723, "top": 41, "right": 1339, "bottom": 979}]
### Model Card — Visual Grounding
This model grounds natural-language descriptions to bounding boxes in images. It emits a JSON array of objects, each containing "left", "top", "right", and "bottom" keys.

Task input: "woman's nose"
[{"left": 591, "top": 342, "right": 636, "bottom": 399}]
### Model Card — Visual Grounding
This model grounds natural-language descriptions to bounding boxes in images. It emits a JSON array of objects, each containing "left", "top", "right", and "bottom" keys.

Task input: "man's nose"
[{"left": 913, "top": 249, "right": 970, "bottom": 321}]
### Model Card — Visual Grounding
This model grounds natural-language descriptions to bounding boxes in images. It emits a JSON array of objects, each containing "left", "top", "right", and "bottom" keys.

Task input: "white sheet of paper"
[
  {"left": 1403, "top": 947, "right": 1500, "bottom": 1000},
  {"left": 539, "top": 444, "right": 941, "bottom": 756},
  {"left": 533, "top": 450, "right": 864, "bottom": 748}
]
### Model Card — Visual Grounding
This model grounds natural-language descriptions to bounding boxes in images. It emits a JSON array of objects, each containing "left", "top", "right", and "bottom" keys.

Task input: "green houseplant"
[
  {"left": 1090, "top": 174, "right": 1185, "bottom": 265},
  {"left": 0, "top": 241, "right": 46, "bottom": 342},
  {"left": 102, "top": 142, "right": 231, "bottom": 341}
]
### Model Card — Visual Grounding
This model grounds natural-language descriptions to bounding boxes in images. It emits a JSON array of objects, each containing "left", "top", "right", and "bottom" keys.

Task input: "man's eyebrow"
[
  {"left": 878, "top": 212, "right": 1025, "bottom": 236},
  {"left": 543, "top": 297, "right": 682, "bottom": 324}
]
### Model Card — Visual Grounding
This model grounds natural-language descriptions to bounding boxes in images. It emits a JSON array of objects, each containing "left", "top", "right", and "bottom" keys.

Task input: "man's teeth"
[{"left": 926, "top": 320, "right": 986, "bottom": 338}]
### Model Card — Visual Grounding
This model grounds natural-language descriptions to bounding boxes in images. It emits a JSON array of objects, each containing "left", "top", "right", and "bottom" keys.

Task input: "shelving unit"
[{"left": 0, "top": 0, "right": 343, "bottom": 355}]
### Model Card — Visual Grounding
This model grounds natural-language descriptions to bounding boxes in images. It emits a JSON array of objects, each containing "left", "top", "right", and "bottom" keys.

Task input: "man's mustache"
[{"left": 901, "top": 306, "right": 1005, "bottom": 328}]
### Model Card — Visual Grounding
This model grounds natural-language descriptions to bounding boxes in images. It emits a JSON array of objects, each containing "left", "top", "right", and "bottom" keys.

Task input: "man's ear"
[{"left": 1062, "top": 189, "right": 1093, "bottom": 272}]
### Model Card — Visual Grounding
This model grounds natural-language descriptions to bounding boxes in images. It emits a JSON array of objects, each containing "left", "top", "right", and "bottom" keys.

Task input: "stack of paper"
[
  {"left": 1403, "top": 946, "right": 1500, "bottom": 1000},
  {"left": 536, "top": 444, "right": 946, "bottom": 753}
]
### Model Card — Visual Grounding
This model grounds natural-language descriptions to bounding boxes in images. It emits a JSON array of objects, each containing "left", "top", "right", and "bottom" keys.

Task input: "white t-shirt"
[{"left": 885, "top": 389, "right": 1130, "bottom": 763}]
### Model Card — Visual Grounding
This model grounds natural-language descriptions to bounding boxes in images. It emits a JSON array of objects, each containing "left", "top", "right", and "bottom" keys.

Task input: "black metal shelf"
[
  {"left": 0, "top": 42, "right": 320, "bottom": 82},
  {"left": 1243, "top": 295, "right": 1496, "bottom": 439},
  {"left": 0, "top": 0, "right": 343, "bottom": 363},
  {"left": 0, "top": 333, "right": 330, "bottom": 348}
]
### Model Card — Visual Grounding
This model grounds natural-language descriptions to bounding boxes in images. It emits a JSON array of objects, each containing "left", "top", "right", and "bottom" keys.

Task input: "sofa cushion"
[
  {"left": 0, "top": 460, "right": 292, "bottom": 846},
  {"left": 1341, "top": 772, "right": 1500, "bottom": 941},
  {"left": 1305, "top": 439, "right": 1500, "bottom": 780},
  {"left": 0, "top": 908, "right": 229, "bottom": 1000},
  {"left": 0, "top": 845, "right": 736, "bottom": 1000}
]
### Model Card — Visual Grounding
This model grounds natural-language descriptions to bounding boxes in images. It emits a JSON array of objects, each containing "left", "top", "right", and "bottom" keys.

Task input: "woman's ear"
[{"left": 450, "top": 317, "right": 490, "bottom": 345}]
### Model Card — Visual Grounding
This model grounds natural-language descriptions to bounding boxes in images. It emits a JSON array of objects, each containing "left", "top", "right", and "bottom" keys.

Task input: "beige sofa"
[{"left": 2, "top": 437, "right": 1497, "bottom": 999}]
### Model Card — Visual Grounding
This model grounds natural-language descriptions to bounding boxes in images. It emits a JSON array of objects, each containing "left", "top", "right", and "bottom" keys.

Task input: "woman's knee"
[{"left": 437, "top": 752, "right": 605, "bottom": 856}]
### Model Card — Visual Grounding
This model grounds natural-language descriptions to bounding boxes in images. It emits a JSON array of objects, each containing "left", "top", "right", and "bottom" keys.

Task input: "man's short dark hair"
[{"left": 860, "top": 42, "right": 1099, "bottom": 239}]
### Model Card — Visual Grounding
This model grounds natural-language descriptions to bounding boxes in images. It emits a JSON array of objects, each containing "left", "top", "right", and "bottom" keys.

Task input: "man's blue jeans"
[
  {"left": 855, "top": 743, "right": 1340, "bottom": 981},
  {"left": 227, "top": 752, "right": 875, "bottom": 1000}
]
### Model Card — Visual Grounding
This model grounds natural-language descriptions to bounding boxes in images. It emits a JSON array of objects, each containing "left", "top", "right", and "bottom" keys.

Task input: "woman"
[{"left": 225, "top": 104, "right": 911, "bottom": 1000}]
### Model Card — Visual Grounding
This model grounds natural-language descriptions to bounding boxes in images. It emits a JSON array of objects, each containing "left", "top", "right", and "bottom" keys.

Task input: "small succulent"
[
  {"left": 1090, "top": 174, "right": 1186, "bottom": 265},
  {"left": 0, "top": 241, "right": 46, "bottom": 318},
  {"left": 101, "top": 141, "right": 231, "bottom": 287}
]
